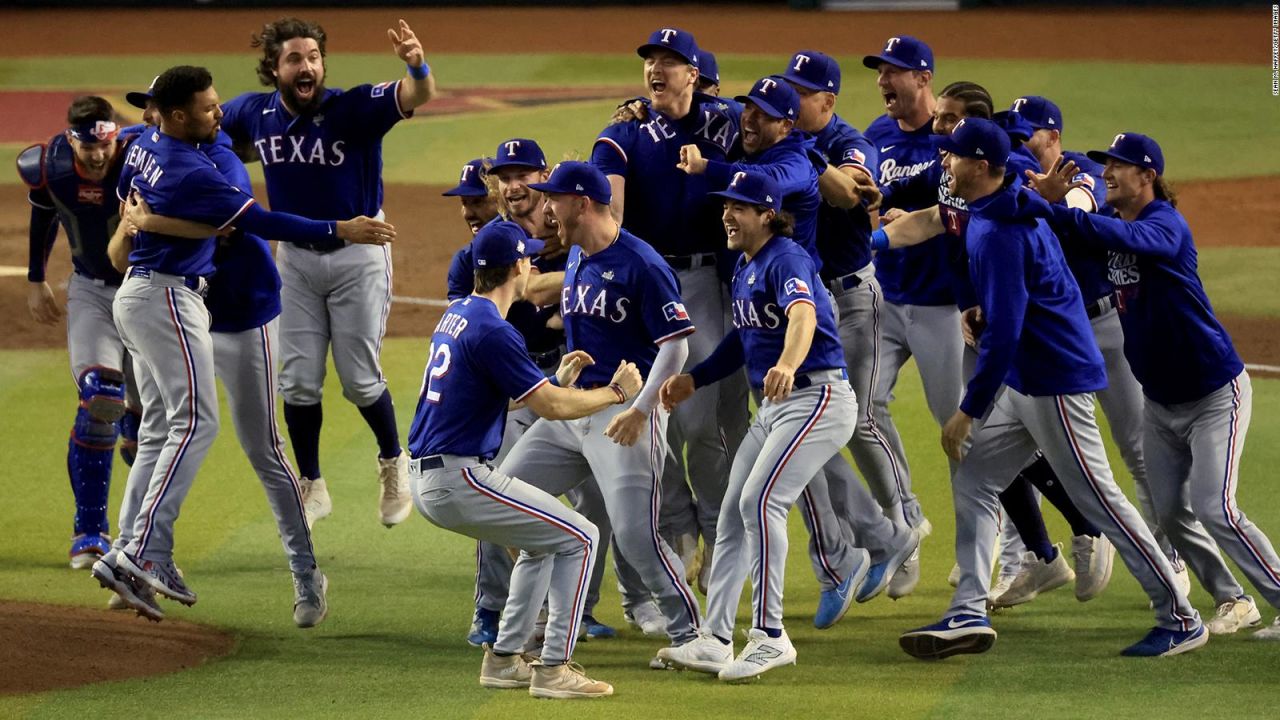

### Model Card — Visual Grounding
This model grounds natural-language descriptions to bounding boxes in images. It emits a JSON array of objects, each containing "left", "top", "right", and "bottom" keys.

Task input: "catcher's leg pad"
[
  {"left": 117, "top": 408, "right": 141, "bottom": 467},
  {"left": 69, "top": 368, "right": 123, "bottom": 535},
  {"left": 78, "top": 366, "right": 127, "bottom": 424}
]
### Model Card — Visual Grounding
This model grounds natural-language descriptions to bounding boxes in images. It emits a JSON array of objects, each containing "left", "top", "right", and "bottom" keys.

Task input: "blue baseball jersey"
[
  {"left": 865, "top": 114, "right": 952, "bottom": 306},
  {"left": 447, "top": 237, "right": 567, "bottom": 360},
  {"left": 704, "top": 132, "right": 822, "bottom": 269},
  {"left": 731, "top": 235, "right": 845, "bottom": 388},
  {"left": 592, "top": 98, "right": 738, "bottom": 256},
  {"left": 560, "top": 229, "right": 695, "bottom": 386},
  {"left": 220, "top": 82, "right": 410, "bottom": 227},
  {"left": 1048, "top": 200, "right": 1242, "bottom": 405},
  {"left": 407, "top": 296, "right": 551, "bottom": 460},
  {"left": 810, "top": 114, "right": 879, "bottom": 280},
  {"left": 117, "top": 129, "right": 257, "bottom": 277},
  {"left": 1049, "top": 150, "right": 1113, "bottom": 304},
  {"left": 960, "top": 181, "right": 1106, "bottom": 419},
  {"left": 199, "top": 132, "right": 283, "bottom": 333},
  {"left": 22, "top": 133, "right": 132, "bottom": 284}
]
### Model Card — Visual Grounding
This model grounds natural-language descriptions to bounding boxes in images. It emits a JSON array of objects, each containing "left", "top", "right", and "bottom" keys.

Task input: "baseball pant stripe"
[
  {"left": 800, "top": 485, "right": 844, "bottom": 586},
  {"left": 1221, "top": 378, "right": 1280, "bottom": 584},
  {"left": 862, "top": 281, "right": 909, "bottom": 523},
  {"left": 259, "top": 324, "right": 316, "bottom": 561},
  {"left": 1055, "top": 396, "right": 1193, "bottom": 631},
  {"left": 648, "top": 412, "right": 701, "bottom": 628},
  {"left": 137, "top": 288, "right": 200, "bottom": 556},
  {"left": 473, "top": 541, "right": 484, "bottom": 606},
  {"left": 461, "top": 467, "right": 592, "bottom": 661},
  {"left": 374, "top": 244, "right": 393, "bottom": 385},
  {"left": 756, "top": 386, "right": 830, "bottom": 629}
]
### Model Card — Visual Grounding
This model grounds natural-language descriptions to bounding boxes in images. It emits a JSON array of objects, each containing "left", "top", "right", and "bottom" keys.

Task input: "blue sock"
[
  {"left": 283, "top": 402, "right": 323, "bottom": 479},
  {"left": 760, "top": 627, "right": 782, "bottom": 639},
  {"left": 358, "top": 389, "right": 402, "bottom": 459}
]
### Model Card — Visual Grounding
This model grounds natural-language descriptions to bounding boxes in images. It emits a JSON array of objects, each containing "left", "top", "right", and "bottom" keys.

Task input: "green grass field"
[{"left": 3, "top": 39, "right": 1280, "bottom": 720}]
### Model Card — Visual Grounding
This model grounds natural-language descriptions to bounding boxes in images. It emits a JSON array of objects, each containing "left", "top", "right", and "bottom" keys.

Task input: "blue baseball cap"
[
  {"left": 735, "top": 76, "right": 799, "bottom": 121},
  {"left": 126, "top": 75, "right": 160, "bottom": 110},
  {"left": 489, "top": 138, "right": 547, "bottom": 172},
  {"left": 992, "top": 110, "right": 1034, "bottom": 143},
  {"left": 441, "top": 158, "right": 490, "bottom": 197},
  {"left": 936, "top": 117, "right": 1010, "bottom": 167},
  {"left": 710, "top": 170, "right": 782, "bottom": 212},
  {"left": 862, "top": 35, "right": 934, "bottom": 72},
  {"left": 697, "top": 49, "right": 720, "bottom": 86},
  {"left": 472, "top": 221, "right": 544, "bottom": 268},
  {"left": 637, "top": 27, "right": 699, "bottom": 66},
  {"left": 1009, "top": 96, "right": 1063, "bottom": 131},
  {"left": 782, "top": 50, "right": 841, "bottom": 94},
  {"left": 1087, "top": 132, "right": 1164, "bottom": 175},
  {"left": 527, "top": 160, "right": 612, "bottom": 205}
]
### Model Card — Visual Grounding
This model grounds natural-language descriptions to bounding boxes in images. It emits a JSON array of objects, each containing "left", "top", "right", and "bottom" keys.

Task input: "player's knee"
[
  {"left": 342, "top": 378, "right": 386, "bottom": 407},
  {"left": 279, "top": 378, "right": 323, "bottom": 406}
]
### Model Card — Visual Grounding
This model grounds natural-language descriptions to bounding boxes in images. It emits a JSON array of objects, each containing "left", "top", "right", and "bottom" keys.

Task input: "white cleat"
[
  {"left": 624, "top": 600, "right": 667, "bottom": 637},
  {"left": 657, "top": 633, "right": 733, "bottom": 674},
  {"left": 990, "top": 545, "right": 1074, "bottom": 609},
  {"left": 1071, "top": 533, "right": 1115, "bottom": 602},
  {"left": 1252, "top": 616, "right": 1280, "bottom": 641},
  {"left": 718, "top": 629, "right": 797, "bottom": 682},
  {"left": 887, "top": 548, "right": 921, "bottom": 600},
  {"left": 378, "top": 453, "right": 412, "bottom": 527},
  {"left": 1206, "top": 596, "right": 1262, "bottom": 635},
  {"left": 988, "top": 574, "right": 1016, "bottom": 605},
  {"left": 299, "top": 477, "right": 332, "bottom": 530}
]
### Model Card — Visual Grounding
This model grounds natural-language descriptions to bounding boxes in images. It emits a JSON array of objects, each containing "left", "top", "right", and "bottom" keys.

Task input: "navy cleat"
[
  {"left": 815, "top": 548, "right": 870, "bottom": 629},
  {"left": 582, "top": 615, "right": 617, "bottom": 640},
  {"left": 900, "top": 614, "right": 997, "bottom": 660},
  {"left": 1120, "top": 624, "right": 1208, "bottom": 657},
  {"left": 467, "top": 608, "right": 500, "bottom": 647}
]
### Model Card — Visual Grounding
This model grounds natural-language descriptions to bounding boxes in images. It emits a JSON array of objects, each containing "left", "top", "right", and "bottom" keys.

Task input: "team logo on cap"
[
  {"left": 730, "top": 171, "right": 747, "bottom": 187},
  {"left": 504, "top": 140, "right": 522, "bottom": 157},
  {"left": 1012, "top": 98, "right": 1027, "bottom": 112},
  {"left": 660, "top": 28, "right": 678, "bottom": 43},
  {"left": 792, "top": 54, "right": 811, "bottom": 71},
  {"left": 885, "top": 37, "right": 901, "bottom": 53},
  {"left": 575, "top": 184, "right": 584, "bottom": 191},
  {"left": 516, "top": 239, "right": 526, "bottom": 254},
  {"left": 459, "top": 164, "right": 476, "bottom": 182},
  {"left": 1111, "top": 133, "right": 1125, "bottom": 148},
  {"left": 758, "top": 78, "right": 777, "bottom": 94}
]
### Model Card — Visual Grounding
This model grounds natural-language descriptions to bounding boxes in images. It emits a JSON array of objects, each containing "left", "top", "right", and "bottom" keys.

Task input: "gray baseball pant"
[
  {"left": 1145, "top": 372, "right": 1280, "bottom": 608},
  {"left": 949, "top": 387, "right": 1201, "bottom": 631}
]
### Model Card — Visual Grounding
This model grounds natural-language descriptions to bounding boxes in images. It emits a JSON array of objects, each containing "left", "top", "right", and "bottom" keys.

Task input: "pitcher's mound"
[{"left": 0, "top": 600, "right": 235, "bottom": 695}]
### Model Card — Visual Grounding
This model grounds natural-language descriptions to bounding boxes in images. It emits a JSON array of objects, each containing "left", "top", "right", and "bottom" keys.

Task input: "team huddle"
[{"left": 20, "top": 16, "right": 1280, "bottom": 701}]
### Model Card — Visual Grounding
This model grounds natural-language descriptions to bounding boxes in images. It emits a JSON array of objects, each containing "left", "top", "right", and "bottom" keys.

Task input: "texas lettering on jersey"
[
  {"left": 252, "top": 135, "right": 346, "bottom": 167},
  {"left": 732, "top": 297, "right": 783, "bottom": 330},
  {"left": 561, "top": 281, "right": 630, "bottom": 323}
]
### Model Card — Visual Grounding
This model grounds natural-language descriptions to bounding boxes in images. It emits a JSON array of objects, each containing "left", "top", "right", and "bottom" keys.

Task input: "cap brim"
[
  {"left": 637, "top": 43, "right": 694, "bottom": 64},
  {"left": 935, "top": 135, "right": 970, "bottom": 157},
  {"left": 862, "top": 54, "right": 914, "bottom": 71},
  {"left": 1086, "top": 150, "right": 1129, "bottom": 166},
  {"left": 125, "top": 91, "right": 152, "bottom": 110},
  {"left": 709, "top": 188, "right": 778, "bottom": 211},
  {"left": 519, "top": 237, "right": 546, "bottom": 257},
  {"left": 489, "top": 159, "right": 544, "bottom": 172},
  {"left": 781, "top": 72, "right": 826, "bottom": 92},
  {"left": 441, "top": 185, "right": 489, "bottom": 198},
  {"left": 526, "top": 180, "right": 563, "bottom": 195},
  {"left": 735, "top": 96, "right": 788, "bottom": 119}
]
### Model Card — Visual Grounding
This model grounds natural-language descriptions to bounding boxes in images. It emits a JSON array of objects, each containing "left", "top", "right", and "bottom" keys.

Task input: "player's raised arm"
[{"left": 388, "top": 19, "right": 436, "bottom": 112}]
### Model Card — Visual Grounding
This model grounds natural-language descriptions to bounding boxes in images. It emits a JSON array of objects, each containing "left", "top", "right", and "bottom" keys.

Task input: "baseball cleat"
[
  {"left": 814, "top": 548, "right": 869, "bottom": 629},
  {"left": 293, "top": 570, "right": 328, "bottom": 628},
  {"left": 857, "top": 527, "right": 921, "bottom": 603},
  {"left": 378, "top": 453, "right": 412, "bottom": 527},
  {"left": 107, "top": 592, "right": 129, "bottom": 611},
  {"left": 480, "top": 644, "right": 533, "bottom": 689},
  {"left": 581, "top": 615, "right": 617, "bottom": 640},
  {"left": 624, "top": 600, "right": 667, "bottom": 637},
  {"left": 529, "top": 661, "right": 613, "bottom": 699},
  {"left": 1120, "top": 624, "right": 1208, "bottom": 657},
  {"left": 69, "top": 533, "right": 111, "bottom": 570},
  {"left": 899, "top": 614, "right": 997, "bottom": 660},
  {"left": 1206, "top": 596, "right": 1261, "bottom": 635},
  {"left": 657, "top": 632, "right": 733, "bottom": 674},
  {"left": 116, "top": 551, "right": 197, "bottom": 606},
  {"left": 990, "top": 545, "right": 1073, "bottom": 609},
  {"left": 92, "top": 554, "right": 164, "bottom": 622},
  {"left": 1251, "top": 616, "right": 1280, "bottom": 640},
  {"left": 987, "top": 574, "right": 1016, "bottom": 607},
  {"left": 1071, "top": 533, "right": 1115, "bottom": 602},
  {"left": 887, "top": 548, "right": 921, "bottom": 600},
  {"left": 298, "top": 476, "right": 332, "bottom": 529},
  {"left": 467, "top": 608, "right": 500, "bottom": 647},
  {"left": 718, "top": 629, "right": 797, "bottom": 682}
]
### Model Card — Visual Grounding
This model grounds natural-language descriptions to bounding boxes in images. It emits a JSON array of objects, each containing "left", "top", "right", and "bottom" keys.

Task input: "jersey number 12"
[{"left": 420, "top": 341, "right": 452, "bottom": 403}]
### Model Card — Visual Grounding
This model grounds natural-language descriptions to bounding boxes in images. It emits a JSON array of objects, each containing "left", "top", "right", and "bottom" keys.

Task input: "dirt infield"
[{"left": 0, "top": 600, "right": 235, "bottom": 695}]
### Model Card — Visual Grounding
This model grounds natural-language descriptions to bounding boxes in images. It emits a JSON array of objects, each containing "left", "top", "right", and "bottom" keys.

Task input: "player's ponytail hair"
[
  {"left": 1153, "top": 176, "right": 1178, "bottom": 207},
  {"left": 939, "top": 81, "right": 994, "bottom": 120},
  {"left": 253, "top": 17, "right": 328, "bottom": 87},
  {"left": 767, "top": 209, "right": 796, "bottom": 238}
]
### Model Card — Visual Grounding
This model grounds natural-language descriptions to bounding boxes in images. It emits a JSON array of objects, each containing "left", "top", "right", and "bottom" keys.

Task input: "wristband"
[
  {"left": 547, "top": 374, "right": 560, "bottom": 387},
  {"left": 870, "top": 228, "right": 890, "bottom": 251},
  {"left": 407, "top": 62, "right": 429, "bottom": 80},
  {"left": 608, "top": 383, "right": 627, "bottom": 404}
]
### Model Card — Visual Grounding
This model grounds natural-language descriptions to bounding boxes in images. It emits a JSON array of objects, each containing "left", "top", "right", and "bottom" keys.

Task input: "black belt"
[
  {"left": 528, "top": 347, "right": 563, "bottom": 371},
  {"left": 826, "top": 272, "right": 864, "bottom": 294},
  {"left": 794, "top": 368, "right": 848, "bottom": 390},
  {"left": 75, "top": 269, "right": 122, "bottom": 288},
  {"left": 293, "top": 240, "right": 347, "bottom": 253},
  {"left": 128, "top": 266, "right": 208, "bottom": 296},
  {"left": 664, "top": 253, "right": 716, "bottom": 270},
  {"left": 1085, "top": 293, "right": 1115, "bottom": 320},
  {"left": 409, "top": 454, "right": 487, "bottom": 472}
]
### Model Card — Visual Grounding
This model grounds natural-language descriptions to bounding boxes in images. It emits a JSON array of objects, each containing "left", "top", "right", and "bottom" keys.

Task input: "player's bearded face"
[
  {"left": 741, "top": 105, "right": 792, "bottom": 154},
  {"left": 181, "top": 87, "right": 223, "bottom": 145},
  {"left": 942, "top": 152, "right": 986, "bottom": 201},
  {"left": 277, "top": 37, "right": 327, "bottom": 114},
  {"left": 68, "top": 136, "right": 117, "bottom": 179},
  {"left": 878, "top": 65, "right": 927, "bottom": 120},
  {"left": 498, "top": 167, "right": 547, "bottom": 220},
  {"left": 542, "top": 194, "right": 580, "bottom": 244}
]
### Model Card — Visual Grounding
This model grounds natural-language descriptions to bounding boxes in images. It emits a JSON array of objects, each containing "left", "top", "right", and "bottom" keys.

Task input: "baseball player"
[
  {"left": 591, "top": 28, "right": 747, "bottom": 596},
  {"left": 17, "top": 96, "right": 140, "bottom": 569},
  {"left": 657, "top": 170, "right": 858, "bottom": 680},
  {"left": 778, "top": 50, "right": 925, "bottom": 614},
  {"left": 859, "top": 37, "right": 957, "bottom": 584},
  {"left": 407, "top": 220, "right": 640, "bottom": 699},
  {"left": 219, "top": 17, "right": 436, "bottom": 529},
  {"left": 442, "top": 157, "right": 498, "bottom": 236},
  {"left": 1032, "top": 132, "right": 1280, "bottom": 640},
  {"left": 497, "top": 161, "right": 704, "bottom": 665},
  {"left": 89, "top": 65, "right": 392, "bottom": 618},
  {"left": 885, "top": 119, "right": 1205, "bottom": 659}
]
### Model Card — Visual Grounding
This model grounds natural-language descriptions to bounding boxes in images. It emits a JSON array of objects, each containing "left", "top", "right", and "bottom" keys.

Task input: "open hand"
[
  {"left": 1025, "top": 155, "right": 1084, "bottom": 204},
  {"left": 387, "top": 19, "right": 424, "bottom": 68},
  {"left": 604, "top": 407, "right": 646, "bottom": 446},
  {"left": 659, "top": 373, "right": 695, "bottom": 411},
  {"left": 27, "top": 281, "right": 62, "bottom": 325},
  {"left": 555, "top": 350, "right": 594, "bottom": 388},
  {"left": 337, "top": 216, "right": 396, "bottom": 245}
]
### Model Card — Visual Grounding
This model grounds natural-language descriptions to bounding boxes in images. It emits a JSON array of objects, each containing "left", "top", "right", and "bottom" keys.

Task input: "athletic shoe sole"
[
  {"left": 116, "top": 552, "right": 196, "bottom": 606},
  {"left": 92, "top": 561, "right": 163, "bottom": 622},
  {"left": 718, "top": 650, "right": 798, "bottom": 682},
  {"left": 1155, "top": 629, "right": 1209, "bottom": 657},
  {"left": 899, "top": 628, "right": 997, "bottom": 660}
]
